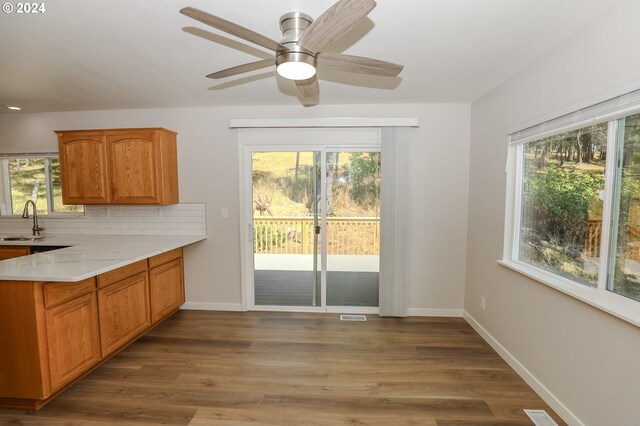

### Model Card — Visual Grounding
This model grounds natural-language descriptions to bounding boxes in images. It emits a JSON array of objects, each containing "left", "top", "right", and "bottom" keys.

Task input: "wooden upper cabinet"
[
  {"left": 56, "top": 128, "right": 179, "bottom": 205},
  {"left": 57, "top": 132, "right": 110, "bottom": 204},
  {"left": 108, "top": 131, "right": 158, "bottom": 204}
]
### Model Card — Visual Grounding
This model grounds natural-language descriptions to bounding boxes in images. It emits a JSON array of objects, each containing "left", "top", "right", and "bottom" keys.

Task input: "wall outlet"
[
  {"left": 480, "top": 296, "right": 486, "bottom": 310},
  {"left": 221, "top": 208, "right": 228, "bottom": 218}
]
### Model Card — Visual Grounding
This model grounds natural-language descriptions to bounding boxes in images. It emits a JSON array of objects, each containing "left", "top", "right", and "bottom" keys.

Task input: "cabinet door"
[
  {"left": 57, "top": 133, "right": 110, "bottom": 204},
  {"left": 46, "top": 292, "right": 101, "bottom": 392},
  {"left": 149, "top": 258, "right": 184, "bottom": 323},
  {"left": 0, "top": 246, "right": 31, "bottom": 260},
  {"left": 107, "top": 132, "right": 159, "bottom": 204},
  {"left": 98, "top": 272, "right": 150, "bottom": 356}
]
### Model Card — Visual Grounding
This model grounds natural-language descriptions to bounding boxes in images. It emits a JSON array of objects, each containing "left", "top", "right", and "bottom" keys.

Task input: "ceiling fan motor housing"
[
  {"left": 279, "top": 12, "right": 313, "bottom": 47},
  {"left": 276, "top": 12, "right": 316, "bottom": 79}
]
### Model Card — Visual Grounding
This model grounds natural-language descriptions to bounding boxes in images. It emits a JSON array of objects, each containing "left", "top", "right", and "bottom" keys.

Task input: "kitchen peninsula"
[{"left": 0, "top": 234, "right": 205, "bottom": 410}]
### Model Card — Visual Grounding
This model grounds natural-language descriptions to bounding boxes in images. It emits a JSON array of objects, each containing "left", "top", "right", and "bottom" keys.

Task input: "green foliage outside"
[
  {"left": 520, "top": 124, "right": 607, "bottom": 285},
  {"left": 522, "top": 164, "right": 603, "bottom": 284},
  {"left": 5, "top": 158, "right": 83, "bottom": 215},
  {"left": 610, "top": 115, "right": 640, "bottom": 301},
  {"left": 9, "top": 159, "right": 49, "bottom": 214},
  {"left": 521, "top": 115, "right": 640, "bottom": 293},
  {"left": 342, "top": 152, "right": 381, "bottom": 210},
  {"left": 526, "top": 165, "right": 603, "bottom": 244},
  {"left": 252, "top": 152, "right": 380, "bottom": 218},
  {"left": 254, "top": 224, "right": 286, "bottom": 251}
]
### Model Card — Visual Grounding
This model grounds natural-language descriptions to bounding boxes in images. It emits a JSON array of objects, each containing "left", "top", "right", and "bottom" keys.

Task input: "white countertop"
[{"left": 0, "top": 234, "right": 206, "bottom": 282}]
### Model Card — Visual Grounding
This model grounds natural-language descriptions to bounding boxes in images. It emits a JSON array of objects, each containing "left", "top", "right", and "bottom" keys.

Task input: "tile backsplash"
[{"left": 0, "top": 203, "right": 206, "bottom": 236}]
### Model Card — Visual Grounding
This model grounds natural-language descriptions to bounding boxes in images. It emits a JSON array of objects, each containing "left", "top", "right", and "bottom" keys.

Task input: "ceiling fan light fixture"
[
  {"left": 276, "top": 51, "right": 317, "bottom": 80},
  {"left": 181, "top": 0, "right": 401, "bottom": 106}
]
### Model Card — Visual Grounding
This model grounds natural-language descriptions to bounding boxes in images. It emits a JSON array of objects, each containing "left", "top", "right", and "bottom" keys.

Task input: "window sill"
[{"left": 498, "top": 259, "right": 640, "bottom": 328}]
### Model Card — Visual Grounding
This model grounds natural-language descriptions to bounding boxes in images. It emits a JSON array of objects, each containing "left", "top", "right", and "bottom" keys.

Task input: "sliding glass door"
[
  {"left": 325, "top": 151, "right": 380, "bottom": 307},
  {"left": 252, "top": 151, "right": 321, "bottom": 306},
  {"left": 248, "top": 148, "right": 380, "bottom": 311}
]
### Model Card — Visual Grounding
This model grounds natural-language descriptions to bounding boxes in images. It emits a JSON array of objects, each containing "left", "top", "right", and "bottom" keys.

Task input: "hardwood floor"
[{"left": 0, "top": 311, "right": 565, "bottom": 425}]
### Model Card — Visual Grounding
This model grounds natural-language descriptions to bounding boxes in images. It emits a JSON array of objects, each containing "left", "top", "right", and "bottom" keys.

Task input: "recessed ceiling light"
[{"left": 6, "top": 106, "right": 21, "bottom": 111}]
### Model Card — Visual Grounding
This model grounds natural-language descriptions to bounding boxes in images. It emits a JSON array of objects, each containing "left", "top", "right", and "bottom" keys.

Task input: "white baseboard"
[
  {"left": 463, "top": 311, "right": 582, "bottom": 426},
  {"left": 407, "top": 308, "right": 463, "bottom": 317},
  {"left": 181, "top": 302, "right": 243, "bottom": 312},
  {"left": 181, "top": 304, "right": 462, "bottom": 317}
]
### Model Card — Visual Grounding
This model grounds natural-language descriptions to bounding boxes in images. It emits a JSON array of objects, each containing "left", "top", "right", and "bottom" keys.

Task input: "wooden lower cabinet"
[
  {"left": 149, "top": 258, "right": 184, "bottom": 323},
  {"left": 46, "top": 292, "right": 101, "bottom": 392},
  {"left": 98, "top": 272, "right": 151, "bottom": 356},
  {"left": 0, "top": 279, "right": 101, "bottom": 406},
  {"left": 0, "top": 246, "right": 31, "bottom": 260},
  {"left": 0, "top": 249, "right": 185, "bottom": 410}
]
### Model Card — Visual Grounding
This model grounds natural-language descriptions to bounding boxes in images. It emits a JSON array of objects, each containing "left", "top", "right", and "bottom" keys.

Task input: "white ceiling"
[{"left": 0, "top": 0, "right": 622, "bottom": 112}]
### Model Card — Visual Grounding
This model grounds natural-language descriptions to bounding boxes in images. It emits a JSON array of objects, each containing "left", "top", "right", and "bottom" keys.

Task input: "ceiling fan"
[{"left": 180, "top": 0, "right": 403, "bottom": 106}]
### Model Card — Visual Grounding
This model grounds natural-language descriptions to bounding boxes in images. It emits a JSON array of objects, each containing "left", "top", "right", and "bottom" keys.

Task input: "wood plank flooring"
[{"left": 0, "top": 311, "right": 565, "bottom": 425}]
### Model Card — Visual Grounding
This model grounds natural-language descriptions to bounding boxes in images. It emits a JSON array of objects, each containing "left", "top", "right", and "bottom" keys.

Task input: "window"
[
  {"left": 0, "top": 155, "right": 83, "bottom": 216},
  {"left": 519, "top": 123, "right": 607, "bottom": 287},
  {"left": 608, "top": 113, "right": 640, "bottom": 302},
  {"left": 504, "top": 91, "right": 640, "bottom": 326}
]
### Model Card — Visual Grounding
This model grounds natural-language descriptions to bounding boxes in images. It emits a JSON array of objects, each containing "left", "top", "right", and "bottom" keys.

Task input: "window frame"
[
  {"left": 0, "top": 153, "right": 84, "bottom": 217},
  {"left": 502, "top": 110, "right": 640, "bottom": 328}
]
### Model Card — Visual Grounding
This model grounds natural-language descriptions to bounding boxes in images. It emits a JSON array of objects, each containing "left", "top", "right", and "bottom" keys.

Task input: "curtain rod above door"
[{"left": 228, "top": 117, "right": 420, "bottom": 129}]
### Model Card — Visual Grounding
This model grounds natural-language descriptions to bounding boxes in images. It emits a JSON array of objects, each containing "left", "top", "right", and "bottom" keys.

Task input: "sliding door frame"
[{"left": 238, "top": 127, "right": 381, "bottom": 313}]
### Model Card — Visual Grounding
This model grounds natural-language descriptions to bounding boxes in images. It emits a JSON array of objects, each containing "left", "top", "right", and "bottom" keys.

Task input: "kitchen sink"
[
  {"left": 0, "top": 236, "right": 45, "bottom": 241},
  {"left": 31, "top": 245, "right": 69, "bottom": 253}
]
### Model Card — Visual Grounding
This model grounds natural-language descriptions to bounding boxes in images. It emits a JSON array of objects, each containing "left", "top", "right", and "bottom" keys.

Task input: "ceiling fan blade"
[
  {"left": 297, "top": 0, "right": 376, "bottom": 53},
  {"left": 180, "top": 7, "right": 285, "bottom": 53},
  {"left": 318, "top": 52, "right": 403, "bottom": 77},
  {"left": 295, "top": 76, "right": 320, "bottom": 107},
  {"left": 206, "top": 59, "right": 274, "bottom": 79}
]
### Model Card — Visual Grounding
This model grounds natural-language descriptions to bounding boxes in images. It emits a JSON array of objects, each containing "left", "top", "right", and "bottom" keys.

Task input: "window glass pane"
[
  {"left": 326, "top": 151, "right": 380, "bottom": 308},
  {"left": 609, "top": 113, "right": 640, "bottom": 301},
  {"left": 519, "top": 124, "right": 608, "bottom": 286},
  {"left": 0, "top": 156, "right": 84, "bottom": 216},
  {"left": 9, "top": 158, "right": 48, "bottom": 215},
  {"left": 49, "top": 159, "right": 83, "bottom": 213}
]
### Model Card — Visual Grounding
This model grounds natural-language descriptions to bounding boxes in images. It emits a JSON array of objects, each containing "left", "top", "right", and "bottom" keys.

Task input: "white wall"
[
  {"left": 466, "top": 1, "right": 640, "bottom": 425},
  {"left": 0, "top": 103, "right": 470, "bottom": 313}
]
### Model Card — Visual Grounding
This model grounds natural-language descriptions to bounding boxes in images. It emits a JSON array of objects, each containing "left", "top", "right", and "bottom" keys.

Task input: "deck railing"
[
  {"left": 585, "top": 220, "right": 602, "bottom": 258},
  {"left": 253, "top": 216, "right": 380, "bottom": 255},
  {"left": 586, "top": 219, "right": 640, "bottom": 261}
]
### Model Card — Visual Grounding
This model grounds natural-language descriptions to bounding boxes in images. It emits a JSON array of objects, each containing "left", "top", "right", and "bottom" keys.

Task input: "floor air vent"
[
  {"left": 524, "top": 410, "right": 558, "bottom": 426},
  {"left": 340, "top": 314, "right": 367, "bottom": 321}
]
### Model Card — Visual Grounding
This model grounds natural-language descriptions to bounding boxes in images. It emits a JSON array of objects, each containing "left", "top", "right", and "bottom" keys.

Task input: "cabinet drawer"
[
  {"left": 44, "top": 278, "right": 96, "bottom": 309},
  {"left": 97, "top": 260, "right": 147, "bottom": 288},
  {"left": 148, "top": 247, "right": 183, "bottom": 268}
]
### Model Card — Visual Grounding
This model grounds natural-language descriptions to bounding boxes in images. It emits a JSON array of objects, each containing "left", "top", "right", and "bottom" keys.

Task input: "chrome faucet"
[{"left": 22, "top": 200, "right": 45, "bottom": 237}]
